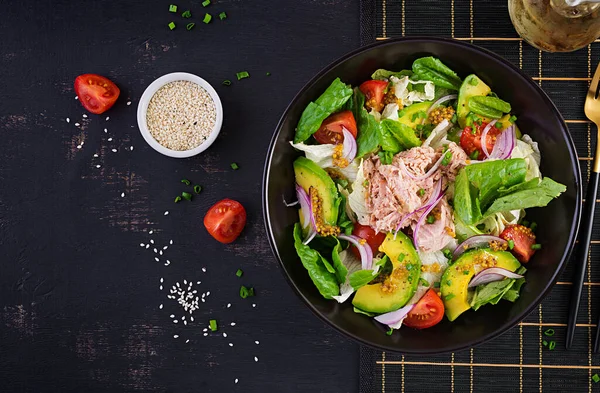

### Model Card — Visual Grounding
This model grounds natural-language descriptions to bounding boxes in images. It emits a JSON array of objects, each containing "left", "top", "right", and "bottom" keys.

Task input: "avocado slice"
[
  {"left": 352, "top": 232, "right": 421, "bottom": 314},
  {"left": 398, "top": 101, "right": 433, "bottom": 130},
  {"left": 457, "top": 75, "right": 491, "bottom": 128},
  {"left": 440, "top": 249, "right": 521, "bottom": 321},
  {"left": 293, "top": 156, "right": 339, "bottom": 226}
]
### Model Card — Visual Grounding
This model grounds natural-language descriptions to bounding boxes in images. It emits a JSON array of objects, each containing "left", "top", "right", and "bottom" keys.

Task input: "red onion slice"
[
  {"left": 426, "top": 94, "right": 458, "bottom": 116},
  {"left": 489, "top": 125, "right": 516, "bottom": 160},
  {"left": 375, "top": 304, "right": 415, "bottom": 328},
  {"left": 341, "top": 127, "right": 357, "bottom": 163},
  {"left": 399, "top": 152, "right": 446, "bottom": 182},
  {"left": 295, "top": 184, "right": 312, "bottom": 230},
  {"left": 413, "top": 188, "right": 445, "bottom": 250},
  {"left": 452, "top": 235, "right": 508, "bottom": 260},
  {"left": 468, "top": 267, "right": 524, "bottom": 288},
  {"left": 480, "top": 120, "right": 497, "bottom": 158},
  {"left": 338, "top": 234, "right": 373, "bottom": 270}
]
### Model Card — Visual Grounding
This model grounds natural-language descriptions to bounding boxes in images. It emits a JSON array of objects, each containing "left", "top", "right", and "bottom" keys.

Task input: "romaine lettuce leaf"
[
  {"left": 485, "top": 177, "right": 566, "bottom": 216},
  {"left": 350, "top": 88, "right": 381, "bottom": 158},
  {"left": 332, "top": 249, "right": 363, "bottom": 303},
  {"left": 469, "top": 266, "right": 526, "bottom": 310},
  {"left": 412, "top": 57, "right": 462, "bottom": 90},
  {"left": 293, "top": 223, "right": 339, "bottom": 299},
  {"left": 294, "top": 78, "right": 353, "bottom": 143}
]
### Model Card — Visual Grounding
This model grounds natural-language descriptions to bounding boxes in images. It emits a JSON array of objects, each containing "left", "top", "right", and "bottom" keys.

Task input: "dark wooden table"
[{"left": 0, "top": 1, "right": 361, "bottom": 391}]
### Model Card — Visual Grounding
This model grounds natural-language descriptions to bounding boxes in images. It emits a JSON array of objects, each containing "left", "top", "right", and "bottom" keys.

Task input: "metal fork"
[{"left": 566, "top": 61, "right": 600, "bottom": 351}]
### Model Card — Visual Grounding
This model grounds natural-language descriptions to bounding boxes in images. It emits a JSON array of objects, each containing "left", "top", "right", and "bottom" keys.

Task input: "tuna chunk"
[{"left": 411, "top": 197, "right": 455, "bottom": 252}]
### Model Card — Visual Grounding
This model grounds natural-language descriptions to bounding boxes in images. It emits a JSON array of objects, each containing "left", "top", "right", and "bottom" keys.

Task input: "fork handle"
[{"left": 566, "top": 170, "right": 599, "bottom": 349}]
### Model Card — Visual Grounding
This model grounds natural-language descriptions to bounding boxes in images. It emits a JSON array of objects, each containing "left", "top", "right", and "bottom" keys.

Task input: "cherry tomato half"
[
  {"left": 403, "top": 288, "right": 445, "bottom": 329},
  {"left": 500, "top": 224, "right": 537, "bottom": 263},
  {"left": 313, "top": 111, "right": 358, "bottom": 145},
  {"left": 74, "top": 74, "right": 120, "bottom": 115},
  {"left": 459, "top": 122, "right": 502, "bottom": 158},
  {"left": 359, "top": 80, "right": 388, "bottom": 112},
  {"left": 203, "top": 199, "right": 247, "bottom": 244},
  {"left": 350, "top": 223, "right": 386, "bottom": 260}
]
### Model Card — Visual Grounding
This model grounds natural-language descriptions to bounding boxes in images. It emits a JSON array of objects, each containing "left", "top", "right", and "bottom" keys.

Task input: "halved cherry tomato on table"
[
  {"left": 403, "top": 288, "right": 445, "bottom": 329},
  {"left": 359, "top": 80, "right": 388, "bottom": 112},
  {"left": 203, "top": 199, "right": 247, "bottom": 244},
  {"left": 459, "top": 122, "right": 502, "bottom": 158},
  {"left": 313, "top": 110, "right": 357, "bottom": 145},
  {"left": 350, "top": 223, "right": 386, "bottom": 260},
  {"left": 499, "top": 224, "right": 537, "bottom": 263},
  {"left": 74, "top": 74, "right": 120, "bottom": 115}
]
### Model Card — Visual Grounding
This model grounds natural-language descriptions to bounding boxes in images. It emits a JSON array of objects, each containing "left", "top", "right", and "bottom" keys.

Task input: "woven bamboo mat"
[{"left": 359, "top": 1, "right": 600, "bottom": 392}]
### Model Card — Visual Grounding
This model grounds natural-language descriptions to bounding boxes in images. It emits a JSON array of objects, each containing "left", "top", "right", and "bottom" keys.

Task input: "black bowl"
[{"left": 262, "top": 37, "right": 581, "bottom": 354}]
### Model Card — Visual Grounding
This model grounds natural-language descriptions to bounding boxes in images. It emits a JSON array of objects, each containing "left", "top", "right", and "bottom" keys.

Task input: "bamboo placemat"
[{"left": 359, "top": 1, "right": 600, "bottom": 392}]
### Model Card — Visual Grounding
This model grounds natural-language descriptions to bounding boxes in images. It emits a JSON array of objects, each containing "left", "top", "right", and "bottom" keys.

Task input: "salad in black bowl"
[{"left": 263, "top": 38, "right": 580, "bottom": 353}]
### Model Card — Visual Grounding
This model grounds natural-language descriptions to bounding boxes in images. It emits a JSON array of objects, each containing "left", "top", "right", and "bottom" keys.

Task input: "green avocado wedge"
[
  {"left": 352, "top": 232, "right": 421, "bottom": 314},
  {"left": 293, "top": 157, "right": 340, "bottom": 226},
  {"left": 440, "top": 249, "right": 521, "bottom": 321}
]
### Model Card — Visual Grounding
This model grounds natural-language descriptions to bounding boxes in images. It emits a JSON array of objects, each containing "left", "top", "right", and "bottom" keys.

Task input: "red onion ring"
[
  {"left": 480, "top": 120, "right": 497, "bottom": 158},
  {"left": 452, "top": 235, "right": 508, "bottom": 260},
  {"left": 295, "top": 184, "right": 312, "bottom": 230},
  {"left": 488, "top": 125, "right": 516, "bottom": 160},
  {"left": 338, "top": 234, "right": 373, "bottom": 270},
  {"left": 394, "top": 179, "right": 443, "bottom": 233},
  {"left": 374, "top": 304, "right": 415, "bottom": 328},
  {"left": 426, "top": 94, "right": 458, "bottom": 116},
  {"left": 413, "top": 190, "right": 445, "bottom": 250},
  {"left": 468, "top": 267, "right": 524, "bottom": 288},
  {"left": 341, "top": 127, "right": 357, "bottom": 163}
]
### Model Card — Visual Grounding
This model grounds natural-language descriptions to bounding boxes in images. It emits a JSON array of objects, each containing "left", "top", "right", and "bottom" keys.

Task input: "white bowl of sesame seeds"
[{"left": 137, "top": 72, "right": 223, "bottom": 158}]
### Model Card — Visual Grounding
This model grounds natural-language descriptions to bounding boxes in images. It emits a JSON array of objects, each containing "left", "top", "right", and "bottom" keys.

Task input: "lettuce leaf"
[
  {"left": 348, "top": 159, "right": 371, "bottom": 225},
  {"left": 350, "top": 88, "right": 381, "bottom": 158},
  {"left": 412, "top": 57, "right": 462, "bottom": 90},
  {"left": 294, "top": 78, "right": 353, "bottom": 143},
  {"left": 332, "top": 249, "right": 363, "bottom": 303},
  {"left": 381, "top": 119, "right": 422, "bottom": 150},
  {"left": 371, "top": 69, "right": 413, "bottom": 80},
  {"left": 469, "top": 267, "right": 526, "bottom": 310},
  {"left": 485, "top": 177, "right": 566, "bottom": 216},
  {"left": 293, "top": 223, "right": 339, "bottom": 299}
]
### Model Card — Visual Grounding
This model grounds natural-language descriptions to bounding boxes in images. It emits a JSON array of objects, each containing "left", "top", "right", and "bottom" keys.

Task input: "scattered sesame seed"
[
  {"left": 94, "top": 154, "right": 98, "bottom": 157},
  {"left": 223, "top": 333, "right": 227, "bottom": 338},
  {"left": 170, "top": 314, "right": 175, "bottom": 318},
  {"left": 182, "top": 316, "right": 185, "bottom": 320},
  {"left": 130, "top": 146, "right": 134, "bottom": 151},
  {"left": 184, "top": 280, "right": 187, "bottom": 285},
  {"left": 163, "top": 246, "right": 168, "bottom": 250},
  {"left": 159, "top": 304, "right": 163, "bottom": 309},
  {"left": 112, "top": 149, "right": 117, "bottom": 153},
  {"left": 140, "top": 243, "right": 145, "bottom": 247},
  {"left": 159, "top": 285, "right": 163, "bottom": 290},
  {"left": 229, "top": 343, "right": 233, "bottom": 347},
  {"left": 155, "top": 257, "right": 159, "bottom": 262},
  {"left": 164, "top": 211, "right": 169, "bottom": 216},
  {"left": 127, "top": 101, "right": 132, "bottom": 106},
  {"left": 150, "top": 239, "right": 155, "bottom": 244},
  {"left": 166, "top": 260, "right": 171, "bottom": 265},
  {"left": 227, "top": 303, "right": 231, "bottom": 308},
  {"left": 230, "top": 322, "right": 236, "bottom": 326},
  {"left": 159, "top": 250, "right": 163, "bottom": 255},
  {"left": 82, "top": 114, "right": 88, "bottom": 118},
  {"left": 201, "top": 298, "right": 205, "bottom": 303},
  {"left": 235, "top": 379, "right": 238, "bottom": 384},
  {"left": 173, "top": 335, "right": 179, "bottom": 339},
  {"left": 104, "top": 128, "right": 108, "bottom": 133},
  {"left": 154, "top": 248, "right": 158, "bottom": 253},
  {"left": 160, "top": 278, "right": 164, "bottom": 283},
  {"left": 146, "top": 244, "right": 150, "bottom": 249},
  {"left": 75, "top": 123, "right": 81, "bottom": 126},
  {"left": 254, "top": 357, "right": 258, "bottom": 362},
  {"left": 170, "top": 240, "right": 174, "bottom": 245},
  {"left": 202, "top": 267, "right": 206, "bottom": 273},
  {"left": 252, "top": 304, "right": 256, "bottom": 308},
  {"left": 186, "top": 339, "right": 190, "bottom": 343},
  {"left": 204, "top": 333, "right": 208, "bottom": 336},
  {"left": 190, "top": 317, "right": 194, "bottom": 322},
  {"left": 173, "top": 320, "right": 178, "bottom": 323},
  {"left": 66, "top": 118, "right": 70, "bottom": 123},
  {"left": 184, "top": 320, "right": 188, "bottom": 325},
  {"left": 206, "top": 291, "right": 211, "bottom": 296},
  {"left": 106, "top": 116, "right": 110, "bottom": 121},
  {"left": 75, "top": 96, "right": 78, "bottom": 100},
  {"left": 108, "top": 137, "right": 113, "bottom": 142},
  {"left": 77, "top": 145, "right": 82, "bottom": 149},
  {"left": 255, "top": 341, "right": 259, "bottom": 345},
  {"left": 121, "top": 192, "right": 125, "bottom": 197},
  {"left": 149, "top": 230, "right": 153, "bottom": 234},
  {"left": 96, "top": 165, "right": 101, "bottom": 168},
  {"left": 203, "top": 328, "right": 208, "bottom": 332},
  {"left": 196, "top": 281, "right": 201, "bottom": 285}
]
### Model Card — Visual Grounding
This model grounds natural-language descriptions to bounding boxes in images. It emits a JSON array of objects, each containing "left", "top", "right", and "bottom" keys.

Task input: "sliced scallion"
[
  {"left": 169, "top": 4, "right": 178, "bottom": 12},
  {"left": 203, "top": 13, "right": 212, "bottom": 23},
  {"left": 168, "top": 22, "right": 176, "bottom": 30},
  {"left": 194, "top": 185, "right": 202, "bottom": 194},
  {"left": 186, "top": 23, "right": 195, "bottom": 30},
  {"left": 209, "top": 319, "right": 218, "bottom": 331},
  {"left": 236, "top": 71, "right": 249, "bottom": 80},
  {"left": 222, "top": 80, "right": 232, "bottom": 86},
  {"left": 219, "top": 12, "right": 227, "bottom": 20},
  {"left": 182, "top": 192, "right": 193, "bottom": 201}
]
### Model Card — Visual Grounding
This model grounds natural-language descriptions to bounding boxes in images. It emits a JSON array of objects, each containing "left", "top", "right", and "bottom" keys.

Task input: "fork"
[{"left": 566, "top": 61, "right": 600, "bottom": 351}]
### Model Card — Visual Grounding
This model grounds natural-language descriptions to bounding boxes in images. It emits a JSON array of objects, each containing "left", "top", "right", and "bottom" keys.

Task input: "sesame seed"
[
  {"left": 186, "top": 339, "right": 190, "bottom": 343},
  {"left": 104, "top": 128, "right": 107, "bottom": 133},
  {"left": 229, "top": 343, "right": 233, "bottom": 347},
  {"left": 130, "top": 146, "right": 134, "bottom": 151},
  {"left": 112, "top": 149, "right": 117, "bottom": 153},
  {"left": 202, "top": 267, "right": 206, "bottom": 273},
  {"left": 127, "top": 101, "right": 132, "bottom": 106},
  {"left": 252, "top": 304, "right": 256, "bottom": 308},
  {"left": 93, "top": 154, "right": 98, "bottom": 157},
  {"left": 75, "top": 96, "right": 78, "bottom": 100},
  {"left": 184, "top": 320, "right": 188, "bottom": 325},
  {"left": 159, "top": 285, "right": 163, "bottom": 290},
  {"left": 164, "top": 261, "right": 170, "bottom": 266},
  {"left": 146, "top": 244, "right": 150, "bottom": 249},
  {"left": 173, "top": 320, "right": 178, "bottom": 323},
  {"left": 149, "top": 230, "right": 153, "bottom": 234},
  {"left": 77, "top": 145, "right": 82, "bottom": 149},
  {"left": 203, "top": 333, "right": 208, "bottom": 336},
  {"left": 230, "top": 322, "right": 236, "bottom": 326},
  {"left": 170, "top": 314, "right": 175, "bottom": 318},
  {"left": 173, "top": 335, "right": 179, "bottom": 339},
  {"left": 190, "top": 317, "right": 194, "bottom": 322},
  {"left": 159, "top": 304, "right": 163, "bottom": 309},
  {"left": 155, "top": 257, "right": 159, "bottom": 262},
  {"left": 235, "top": 379, "right": 238, "bottom": 384},
  {"left": 121, "top": 192, "right": 125, "bottom": 197},
  {"left": 159, "top": 250, "right": 163, "bottom": 255},
  {"left": 82, "top": 114, "right": 88, "bottom": 118},
  {"left": 170, "top": 240, "right": 173, "bottom": 244},
  {"left": 255, "top": 341, "right": 259, "bottom": 345},
  {"left": 181, "top": 316, "right": 185, "bottom": 320},
  {"left": 164, "top": 211, "right": 169, "bottom": 216},
  {"left": 254, "top": 357, "right": 258, "bottom": 362},
  {"left": 203, "top": 328, "right": 208, "bottom": 332},
  {"left": 196, "top": 281, "right": 201, "bottom": 285},
  {"left": 140, "top": 243, "right": 145, "bottom": 247},
  {"left": 206, "top": 291, "right": 210, "bottom": 296},
  {"left": 223, "top": 333, "right": 227, "bottom": 338},
  {"left": 150, "top": 239, "right": 154, "bottom": 244},
  {"left": 75, "top": 123, "right": 80, "bottom": 126},
  {"left": 96, "top": 165, "right": 101, "bottom": 168},
  {"left": 163, "top": 246, "right": 168, "bottom": 250},
  {"left": 106, "top": 116, "right": 110, "bottom": 121},
  {"left": 66, "top": 118, "right": 70, "bottom": 123},
  {"left": 227, "top": 303, "right": 231, "bottom": 308},
  {"left": 108, "top": 137, "right": 113, "bottom": 142},
  {"left": 184, "top": 280, "right": 187, "bottom": 285},
  {"left": 154, "top": 248, "right": 158, "bottom": 253}
]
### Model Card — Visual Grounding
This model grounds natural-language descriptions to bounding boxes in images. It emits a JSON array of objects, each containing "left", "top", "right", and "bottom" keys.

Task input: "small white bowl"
[{"left": 137, "top": 72, "right": 223, "bottom": 158}]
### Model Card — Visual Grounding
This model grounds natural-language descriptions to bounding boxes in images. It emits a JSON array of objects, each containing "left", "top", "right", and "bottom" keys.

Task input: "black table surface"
[{"left": 0, "top": 1, "right": 361, "bottom": 392}]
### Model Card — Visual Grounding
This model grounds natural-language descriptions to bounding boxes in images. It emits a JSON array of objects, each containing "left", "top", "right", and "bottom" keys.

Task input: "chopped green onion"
[
  {"left": 266, "top": 72, "right": 271, "bottom": 76},
  {"left": 406, "top": 263, "right": 413, "bottom": 271},
  {"left": 433, "top": 281, "right": 441, "bottom": 288},
  {"left": 592, "top": 374, "right": 600, "bottom": 383},
  {"left": 186, "top": 22, "right": 195, "bottom": 30},
  {"left": 397, "top": 253, "right": 405, "bottom": 262},
  {"left": 182, "top": 10, "right": 192, "bottom": 18},
  {"left": 426, "top": 215, "right": 436, "bottom": 224},
  {"left": 236, "top": 71, "right": 250, "bottom": 80},
  {"left": 169, "top": 4, "right": 178, "bottom": 12},
  {"left": 442, "top": 249, "right": 453, "bottom": 260},
  {"left": 418, "top": 188, "right": 425, "bottom": 197},
  {"left": 236, "top": 269, "right": 243, "bottom": 278},
  {"left": 209, "top": 319, "right": 217, "bottom": 331},
  {"left": 444, "top": 293, "right": 455, "bottom": 301},
  {"left": 240, "top": 285, "right": 255, "bottom": 298},
  {"left": 542, "top": 340, "right": 548, "bottom": 346},
  {"left": 202, "top": 0, "right": 211, "bottom": 6},
  {"left": 463, "top": 270, "right": 470, "bottom": 275},
  {"left": 509, "top": 115, "right": 517, "bottom": 123},
  {"left": 419, "top": 278, "right": 429, "bottom": 287},
  {"left": 544, "top": 328, "right": 555, "bottom": 336},
  {"left": 203, "top": 13, "right": 212, "bottom": 23},
  {"left": 231, "top": 162, "right": 239, "bottom": 170},
  {"left": 174, "top": 196, "right": 182, "bottom": 203},
  {"left": 386, "top": 327, "right": 394, "bottom": 336},
  {"left": 531, "top": 244, "right": 542, "bottom": 250},
  {"left": 508, "top": 240, "right": 515, "bottom": 250},
  {"left": 222, "top": 79, "right": 232, "bottom": 86},
  {"left": 194, "top": 185, "right": 202, "bottom": 194},
  {"left": 530, "top": 222, "right": 538, "bottom": 231},
  {"left": 219, "top": 11, "right": 227, "bottom": 20},
  {"left": 495, "top": 122, "right": 503, "bottom": 129},
  {"left": 181, "top": 179, "right": 191, "bottom": 186},
  {"left": 469, "top": 78, "right": 479, "bottom": 86},
  {"left": 451, "top": 113, "right": 458, "bottom": 123},
  {"left": 446, "top": 280, "right": 452, "bottom": 286},
  {"left": 548, "top": 340, "right": 556, "bottom": 350},
  {"left": 407, "top": 275, "right": 413, "bottom": 283},
  {"left": 441, "top": 151, "right": 452, "bottom": 166},
  {"left": 182, "top": 192, "right": 193, "bottom": 201},
  {"left": 470, "top": 150, "right": 480, "bottom": 160},
  {"left": 168, "top": 22, "right": 176, "bottom": 30}
]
